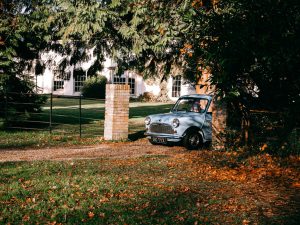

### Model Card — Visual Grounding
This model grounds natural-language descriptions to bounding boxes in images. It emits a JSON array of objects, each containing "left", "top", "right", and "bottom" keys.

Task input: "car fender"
[{"left": 183, "top": 126, "right": 204, "bottom": 141}]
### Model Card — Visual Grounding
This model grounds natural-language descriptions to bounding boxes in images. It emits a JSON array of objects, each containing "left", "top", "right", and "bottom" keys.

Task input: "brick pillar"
[{"left": 104, "top": 84, "right": 130, "bottom": 140}]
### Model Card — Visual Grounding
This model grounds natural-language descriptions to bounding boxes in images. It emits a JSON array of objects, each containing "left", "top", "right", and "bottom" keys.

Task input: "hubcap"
[{"left": 189, "top": 134, "right": 200, "bottom": 147}]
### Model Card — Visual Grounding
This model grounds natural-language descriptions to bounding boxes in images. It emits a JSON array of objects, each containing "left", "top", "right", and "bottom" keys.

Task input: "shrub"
[
  {"left": 0, "top": 76, "right": 47, "bottom": 119},
  {"left": 137, "top": 92, "right": 157, "bottom": 102},
  {"left": 81, "top": 75, "right": 107, "bottom": 99}
]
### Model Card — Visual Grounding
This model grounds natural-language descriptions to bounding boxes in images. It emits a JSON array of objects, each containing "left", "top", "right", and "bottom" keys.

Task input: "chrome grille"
[{"left": 149, "top": 123, "right": 173, "bottom": 134}]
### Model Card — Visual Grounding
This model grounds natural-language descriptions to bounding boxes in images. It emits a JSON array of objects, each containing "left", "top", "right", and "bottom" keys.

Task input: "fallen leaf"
[
  {"left": 88, "top": 211, "right": 95, "bottom": 218},
  {"left": 292, "top": 182, "right": 300, "bottom": 188},
  {"left": 22, "top": 215, "right": 30, "bottom": 222},
  {"left": 243, "top": 219, "right": 250, "bottom": 225}
]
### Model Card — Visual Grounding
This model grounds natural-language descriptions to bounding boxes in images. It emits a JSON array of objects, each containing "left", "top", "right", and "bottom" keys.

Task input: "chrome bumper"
[{"left": 144, "top": 132, "right": 182, "bottom": 142}]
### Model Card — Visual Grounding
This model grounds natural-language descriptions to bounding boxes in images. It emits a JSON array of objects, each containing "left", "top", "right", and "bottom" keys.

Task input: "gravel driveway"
[{"left": 0, "top": 139, "right": 185, "bottom": 162}]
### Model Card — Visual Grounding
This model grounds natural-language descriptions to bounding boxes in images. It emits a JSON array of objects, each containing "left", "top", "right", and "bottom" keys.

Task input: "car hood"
[{"left": 149, "top": 112, "right": 195, "bottom": 124}]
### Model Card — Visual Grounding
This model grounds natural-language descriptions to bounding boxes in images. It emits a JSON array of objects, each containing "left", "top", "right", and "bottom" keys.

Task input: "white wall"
[
  {"left": 36, "top": 50, "right": 116, "bottom": 96},
  {"left": 35, "top": 50, "right": 196, "bottom": 99},
  {"left": 167, "top": 76, "right": 196, "bottom": 101},
  {"left": 181, "top": 81, "right": 196, "bottom": 96}
]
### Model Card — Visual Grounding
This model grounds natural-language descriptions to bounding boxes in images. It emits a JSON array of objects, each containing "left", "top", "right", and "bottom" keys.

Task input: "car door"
[{"left": 203, "top": 112, "right": 212, "bottom": 141}]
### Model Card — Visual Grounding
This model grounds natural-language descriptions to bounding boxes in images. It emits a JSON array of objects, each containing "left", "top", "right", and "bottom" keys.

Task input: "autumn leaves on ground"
[{"left": 0, "top": 140, "right": 299, "bottom": 225}]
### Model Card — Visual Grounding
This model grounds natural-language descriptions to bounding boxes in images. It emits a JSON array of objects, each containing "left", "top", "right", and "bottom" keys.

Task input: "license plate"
[{"left": 152, "top": 137, "right": 167, "bottom": 143}]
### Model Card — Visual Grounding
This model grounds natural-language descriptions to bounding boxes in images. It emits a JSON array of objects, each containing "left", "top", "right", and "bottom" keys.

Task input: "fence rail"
[{"left": 0, "top": 92, "right": 106, "bottom": 138}]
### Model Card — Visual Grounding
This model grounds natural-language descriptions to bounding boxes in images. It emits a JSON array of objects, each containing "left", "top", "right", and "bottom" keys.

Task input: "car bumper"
[{"left": 144, "top": 132, "right": 182, "bottom": 142}]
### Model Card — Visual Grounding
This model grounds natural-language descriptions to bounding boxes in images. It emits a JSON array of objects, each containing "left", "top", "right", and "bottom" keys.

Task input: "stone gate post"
[{"left": 104, "top": 84, "right": 130, "bottom": 140}]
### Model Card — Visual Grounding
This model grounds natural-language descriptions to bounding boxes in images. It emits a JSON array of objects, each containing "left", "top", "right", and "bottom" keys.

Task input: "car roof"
[{"left": 179, "top": 94, "right": 213, "bottom": 100}]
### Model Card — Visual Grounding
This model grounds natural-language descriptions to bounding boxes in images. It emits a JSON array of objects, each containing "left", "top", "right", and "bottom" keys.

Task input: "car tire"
[
  {"left": 149, "top": 139, "right": 159, "bottom": 145},
  {"left": 183, "top": 130, "right": 203, "bottom": 150}
]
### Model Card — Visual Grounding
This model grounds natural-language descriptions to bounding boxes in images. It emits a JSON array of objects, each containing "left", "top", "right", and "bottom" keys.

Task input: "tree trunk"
[{"left": 240, "top": 103, "right": 251, "bottom": 146}]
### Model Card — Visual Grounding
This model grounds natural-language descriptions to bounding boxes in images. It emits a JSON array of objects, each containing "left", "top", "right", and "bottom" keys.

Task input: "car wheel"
[
  {"left": 183, "top": 130, "right": 203, "bottom": 150},
  {"left": 149, "top": 139, "right": 159, "bottom": 145}
]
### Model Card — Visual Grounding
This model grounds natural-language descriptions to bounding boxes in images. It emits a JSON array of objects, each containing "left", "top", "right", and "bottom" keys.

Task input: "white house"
[{"left": 33, "top": 50, "right": 196, "bottom": 101}]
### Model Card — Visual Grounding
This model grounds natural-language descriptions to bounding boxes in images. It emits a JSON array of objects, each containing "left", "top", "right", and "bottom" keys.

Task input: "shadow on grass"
[
  {"left": 52, "top": 191, "right": 209, "bottom": 224},
  {"left": 28, "top": 187, "right": 300, "bottom": 225},
  {"left": 128, "top": 130, "right": 145, "bottom": 141},
  {"left": 129, "top": 104, "right": 172, "bottom": 119},
  {"left": 4, "top": 104, "right": 172, "bottom": 130}
]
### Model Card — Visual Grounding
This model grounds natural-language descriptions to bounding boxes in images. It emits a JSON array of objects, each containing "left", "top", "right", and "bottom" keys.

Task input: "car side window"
[
  {"left": 187, "top": 99, "right": 208, "bottom": 113},
  {"left": 197, "top": 99, "right": 208, "bottom": 113},
  {"left": 174, "top": 98, "right": 208, "bottom": 113},
  {"left": 176, "top": 99, "right": 191, "bottom": 111}
]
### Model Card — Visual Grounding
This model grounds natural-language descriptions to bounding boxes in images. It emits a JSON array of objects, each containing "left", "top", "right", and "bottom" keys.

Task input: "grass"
[
  {"left": 0, "top": 131, "right": 104, "bottom": 149},
  {"left": 1, "top": 152, "right": 299, "bottom": 224},
  {"left": 0, "top": 99, "right": 173, "bottom": 149}
]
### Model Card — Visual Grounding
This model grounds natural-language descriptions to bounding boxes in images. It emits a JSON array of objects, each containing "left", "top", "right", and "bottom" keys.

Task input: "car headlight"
[
  {"left": 145, "top": 116, "right": 151, "bottom": 125},
  {"left": 172, "top": 118, "right": 180, "bottom": 128}
]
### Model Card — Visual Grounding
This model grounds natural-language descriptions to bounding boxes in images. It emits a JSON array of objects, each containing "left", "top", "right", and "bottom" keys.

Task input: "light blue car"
[{"left": 144, "top": 94, "right": 212, "bottom": 150}]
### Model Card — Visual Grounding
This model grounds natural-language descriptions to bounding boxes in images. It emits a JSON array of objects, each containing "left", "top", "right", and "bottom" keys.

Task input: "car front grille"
[{"left": 149, "top": 123, "right": 174, "bottom": 134}]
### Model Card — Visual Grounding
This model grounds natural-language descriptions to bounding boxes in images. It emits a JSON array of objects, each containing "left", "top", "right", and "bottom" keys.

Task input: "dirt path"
[{"left": 0, "top": 139, "right": 185, "bottom": 162}]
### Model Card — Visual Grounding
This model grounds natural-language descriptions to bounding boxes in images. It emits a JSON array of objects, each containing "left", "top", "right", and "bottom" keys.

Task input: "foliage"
[
  {"left": 0, "top": 77, "right": 47, "bottom": 118},
  {"left": 178, "top": 0, "right": 300, "bottom": 104},
  {"left": 0, "top": 0, "right": 48, "bottom": 118},
  {"left": 112, "top": 0, "right": 195, "bottom": 80},
  {"left": 140, "top": 0, "right": 300, "bottom": 146},
  {"left": 136, "top": 92, "right": 158, "bottom": 102},
  {"left": 182, "top": 0, "right": 300, "bottom": 132},
  {"left": 35, "top": 0, "right": 191, "bottom": 78},
  {"left": 81, "top": 75, "right": 107, "bottom": 99},
  {"left": 33, "top": 0, "right": 126, "bottom": 74}
]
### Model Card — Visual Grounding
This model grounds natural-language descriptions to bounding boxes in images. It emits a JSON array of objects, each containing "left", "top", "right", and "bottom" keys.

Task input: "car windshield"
[{"left": 172, "top": 98, "right": 208, "bottom": 113}]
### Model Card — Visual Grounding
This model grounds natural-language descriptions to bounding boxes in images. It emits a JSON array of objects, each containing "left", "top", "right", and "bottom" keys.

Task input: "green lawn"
[
  {"left": 0, "top": 157, "right": 220, "bottom": 224},
  {"left": 1, "top": 153, "right": 299, "bottom": 224},
  {"left": 0, "top": 100, "right": 173, "bottom": 149}
]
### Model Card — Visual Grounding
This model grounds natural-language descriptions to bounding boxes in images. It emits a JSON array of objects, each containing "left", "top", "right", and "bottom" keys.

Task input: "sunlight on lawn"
[{"left": 0, "top": 101, "right": 173, "bottom": 149}]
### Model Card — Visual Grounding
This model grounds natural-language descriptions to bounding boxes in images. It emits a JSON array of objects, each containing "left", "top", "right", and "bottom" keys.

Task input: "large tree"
[
  {"left": 112, "top": 0, "right": 300, "bottom": 144},
  {"left": 35, "top": 0, "right": 190, "bottom": 76},
  {"left": 180, "top": 0, "right": 300, "bottom": 143},
  {"left": 184, "top": 0, "right": 300, "bottom": 106},
  {"left": 0, "top": 0, "right": 49, "bottom": 119}
]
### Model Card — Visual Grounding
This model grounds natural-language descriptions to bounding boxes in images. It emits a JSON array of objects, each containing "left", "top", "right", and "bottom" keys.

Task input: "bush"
[
  {"left": 0, "top": 76, "right": 47, "bottom": 120},
  {"left": 81, "top": 76, "right": 107, "bottom": 99},
  {"left": 137, "top": 92, "right": 157, "bottom": 102}
]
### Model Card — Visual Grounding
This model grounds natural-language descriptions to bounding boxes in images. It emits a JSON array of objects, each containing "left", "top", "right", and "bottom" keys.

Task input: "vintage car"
[{"left": 144, "top": 94, "right": 212, "bottom": 150}]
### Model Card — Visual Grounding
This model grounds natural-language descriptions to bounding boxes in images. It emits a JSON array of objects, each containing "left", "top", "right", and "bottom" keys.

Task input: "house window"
[
  {"left": 74, "top": 69, "right": 86, "bottom": 92},
  {"left": 113, "top": 76, "right": 126, "bottom": 84},
  {"left": 53, "top": 80, "right": 64, "bottom": 91},
  {"left": 53, "top": 70, "right": 64, "bottom": 91},
  {"left": 172, "top": 75, "right": 181, "bottom": 97},
  {"left": 113, "top": 76, "right": 136, "bottom": 95},
  {"left": 74, "top": 75, "right": 86, "bottom": 92},
  {"left": 128, "top": 78, "right": 135, "bottom": 95}
]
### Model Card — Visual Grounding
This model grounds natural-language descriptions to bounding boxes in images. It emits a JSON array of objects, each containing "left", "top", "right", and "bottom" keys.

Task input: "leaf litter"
[{"left": 0, "top": 139, "right": 299, "bottom": 224}]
